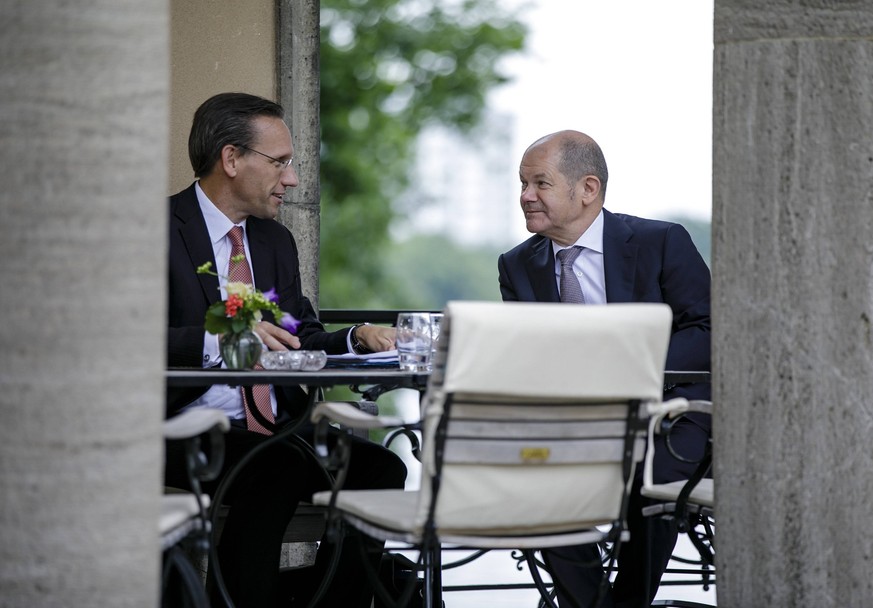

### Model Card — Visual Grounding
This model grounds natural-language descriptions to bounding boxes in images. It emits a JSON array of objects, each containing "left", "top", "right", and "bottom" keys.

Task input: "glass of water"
[
  {"left": 396, "top": 312, "right": 433, "bottom": 372},
  {"left": 429, "top": 313, "right": 444, "bottom": 368}
]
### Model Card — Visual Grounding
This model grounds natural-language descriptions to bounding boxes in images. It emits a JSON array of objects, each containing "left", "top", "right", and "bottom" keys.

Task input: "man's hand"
[
  {"left": 253, "top": 320, "right": 301, "bottom": 351},
  {"left": 356, "top": 324, "right": 396, "bottom": 352}
]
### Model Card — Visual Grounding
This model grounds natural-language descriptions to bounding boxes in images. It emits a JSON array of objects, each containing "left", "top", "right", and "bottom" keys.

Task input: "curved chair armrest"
[
  {"left": 644, "top": 399, "right": 712, "bottom": 495},
  {"left": 311, "top": 400, "right": 416, "bottom": 475},
  {"left": 683, "top": 399, "right": 712, "bottom": 416},
  {"left": 164, "top": 407, "right": 230, "bottom": 440},
  {"left": 642, "top": 396, "right": 715, "bottom": 569},
  {"left": 311, "top": 400, "right": 406, "bottom": 430},
  {"left": 165, "top": 408, "right": 230, "bottom": 489},
  {"left": 645, "top": 399, "right": 711, "bottom": 429}
]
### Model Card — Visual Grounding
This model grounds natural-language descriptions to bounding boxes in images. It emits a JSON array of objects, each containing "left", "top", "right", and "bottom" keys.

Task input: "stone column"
[
  {"left": 0, "top": 1, "right": 168, "bottom": 605},
  {"left": 713, "top": 2, "right": 873, "bottom": 605},
  {"left": 278, "top": 0, "right": 322, "bottom": 309}
]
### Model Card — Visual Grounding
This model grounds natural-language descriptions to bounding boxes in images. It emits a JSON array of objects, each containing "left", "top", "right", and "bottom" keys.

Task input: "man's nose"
[
  {"left": 282, "top": 165, "right": 299, "bottom": 188},
  {"left": 520, "top": 185, "right": 536, "bottom": 202}
]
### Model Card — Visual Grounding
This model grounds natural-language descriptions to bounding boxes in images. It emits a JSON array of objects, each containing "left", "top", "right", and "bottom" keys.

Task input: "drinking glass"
[
  {"left": 396, "top": 312, "right": 433, "bottom": 372},
  {"left": 429, "top": 313, "right": 444, "bottom": 367}
]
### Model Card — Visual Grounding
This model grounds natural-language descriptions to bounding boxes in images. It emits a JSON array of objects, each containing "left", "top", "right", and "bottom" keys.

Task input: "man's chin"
[
  {"left": 525, "top": 219, "right": 545, "bottom": 234},
  {"left": 256, "top": 205, "right": 281, "bottom": 220}
]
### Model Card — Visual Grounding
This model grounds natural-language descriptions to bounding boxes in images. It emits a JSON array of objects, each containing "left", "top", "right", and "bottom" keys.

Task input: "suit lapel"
[
  {"left": 247, "top": 218, "right": 276, "bottom": 293},
  {"left": 602, "top": 210, "right": 637, "bottom": 303},
  {"left": 525, "top": 237, "right": 560, "bottom": 302},
  {"left": 174, "top": 186, "right": 221, "bottom": 305}
]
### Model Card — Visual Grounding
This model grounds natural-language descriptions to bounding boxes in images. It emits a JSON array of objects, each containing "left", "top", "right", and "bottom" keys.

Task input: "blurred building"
[{"left": 393, "top": 111, "right": 524, "bottom": 248}]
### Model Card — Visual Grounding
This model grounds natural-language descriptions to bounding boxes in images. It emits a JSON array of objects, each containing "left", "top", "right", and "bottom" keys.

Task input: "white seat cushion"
[
  {"left": 312, "top": 489, "right": 419, "bottom": 534},
  {"left": 160, "top": 493, "right": 210, "bottom": 550}
]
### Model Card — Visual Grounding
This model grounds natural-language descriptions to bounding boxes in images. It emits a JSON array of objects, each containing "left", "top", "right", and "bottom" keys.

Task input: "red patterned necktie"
[{"left": 227, "top": 226, "right": 275, "bottom": 435}]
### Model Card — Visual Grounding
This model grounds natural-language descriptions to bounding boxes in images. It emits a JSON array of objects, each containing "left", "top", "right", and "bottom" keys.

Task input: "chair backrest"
[{"left": 415, "top": 301, "right": 673, "bottom": 537}]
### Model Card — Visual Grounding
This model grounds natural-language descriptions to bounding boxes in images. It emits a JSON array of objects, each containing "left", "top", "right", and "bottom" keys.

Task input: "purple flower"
[
  {"left": 279, "top": 313, "right": 301, "bottom": 334},
  {"left": 263, "top": 287, "right": 279, "bottom": 303}
]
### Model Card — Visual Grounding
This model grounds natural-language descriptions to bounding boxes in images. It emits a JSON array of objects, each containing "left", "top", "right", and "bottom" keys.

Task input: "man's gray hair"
[{"left": 558, "top": 136, "right": 608, "bottom": 200}]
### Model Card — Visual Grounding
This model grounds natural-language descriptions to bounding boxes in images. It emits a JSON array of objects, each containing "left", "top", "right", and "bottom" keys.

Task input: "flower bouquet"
[{"left": 197, "top": 260, "right": 300, "bottom": 368}]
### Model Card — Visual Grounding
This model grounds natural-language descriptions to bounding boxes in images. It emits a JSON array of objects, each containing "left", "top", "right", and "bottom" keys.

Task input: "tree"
[
  {"left": 386, "top": 235, "right": 505, "bottom": 308},
  {"left": 319, "top": 0, "right": 526, "bottom": 307}
]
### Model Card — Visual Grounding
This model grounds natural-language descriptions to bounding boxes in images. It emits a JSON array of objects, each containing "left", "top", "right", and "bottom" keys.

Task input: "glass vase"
[{"left": 220, "top": 329, "right": 264, "bottom": 370}]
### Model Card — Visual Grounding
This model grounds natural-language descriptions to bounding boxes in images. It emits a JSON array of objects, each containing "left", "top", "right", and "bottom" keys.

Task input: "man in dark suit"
[
  {"left": 165, "top": 92, "right": 406, "bottom": 607},
  {"left": 498, "top": 130, "right": 711, "bottom": 608}
]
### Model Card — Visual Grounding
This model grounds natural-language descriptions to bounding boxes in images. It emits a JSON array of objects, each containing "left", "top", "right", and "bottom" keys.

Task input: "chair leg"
[
  {"left": 422, "top": 544, "right": 443, "bottom": 608},
  {"left": 162, "top": 546, "right": 211, "bottom": 608},
  {"left": 432, "top": 548, "right": 442, "bottom": 607},
  {"left": 422, "top": 547, "right": 433, "bottom": 608},
  {"left": 525, "top": 550, "right": 559, "bottom": 608}
]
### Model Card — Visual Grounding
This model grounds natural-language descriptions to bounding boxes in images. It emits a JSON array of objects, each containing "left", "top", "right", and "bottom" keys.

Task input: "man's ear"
[
  {"left": 219, "top": 144, "right": 240, "bottom": 178},
  {"left": 580, "top": 175, "right": 602, "bottom": 205}
]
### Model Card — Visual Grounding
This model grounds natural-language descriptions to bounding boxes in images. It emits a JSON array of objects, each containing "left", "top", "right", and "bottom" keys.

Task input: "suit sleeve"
[
  {"left": 269, "top": 225, "right": 351, "bottom": 354},
  {"left": 167, "top": 326, "right": 207, "bottom": 367},
  {"left": 497, "top": 253, "right": 521, "bottom": 302},
  {"left": 659, "top": 223, "right": 711, "bottom": 374}
]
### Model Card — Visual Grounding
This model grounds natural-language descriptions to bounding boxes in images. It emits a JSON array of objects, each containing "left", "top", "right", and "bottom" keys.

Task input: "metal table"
[
  {"left": 166, "top": 366, "right": 429, "bottom": 389},
  {"left": 167, "top": 367, "right": 707, "bottom": 385}
]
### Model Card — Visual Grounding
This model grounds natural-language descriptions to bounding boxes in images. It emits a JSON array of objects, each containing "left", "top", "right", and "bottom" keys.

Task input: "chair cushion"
[
  {"left": 312, "top": 489, "right": 419, "bottom": 535},
  {"left": 442, "top": 302, "right": 671, "bottom": 401},
  {"left": 160, "top": 493, "right": 209, "bottom": 550},
  {"left": 313, "top": 480, "right": 622, "bottom": 540}
]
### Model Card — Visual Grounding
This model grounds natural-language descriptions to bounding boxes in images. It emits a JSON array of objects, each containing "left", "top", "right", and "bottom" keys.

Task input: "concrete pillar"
[
  {"left": 0, "top": 1, "right": 168, "bottom": 606},
  {"left": 278, "top": 0, "right": 322, "bottom": 308},
  {"left": 712, "top": 2, "right": 873, "bottom": 605}
]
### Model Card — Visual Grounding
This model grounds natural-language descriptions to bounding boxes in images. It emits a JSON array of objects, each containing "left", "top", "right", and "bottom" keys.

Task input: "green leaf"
[
  {"left": 230, "top": 316, "right": 249, "bottom": 334},
  {"left": 204, "top": 302, "right": 231, "bottom": 335}
]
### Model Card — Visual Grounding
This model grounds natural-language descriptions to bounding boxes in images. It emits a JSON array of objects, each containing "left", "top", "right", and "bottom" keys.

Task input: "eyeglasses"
[{"left": 236, "top": 144, "right": 294, "bottom": 171}]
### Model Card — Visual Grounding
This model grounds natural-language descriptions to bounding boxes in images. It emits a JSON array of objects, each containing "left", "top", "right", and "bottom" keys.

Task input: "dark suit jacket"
[
  {"left": 498, "top": 209, "right": 711, "bottom": 405},
  {"left": 167, "top": 183, "right": 351, "bottom": 416}
]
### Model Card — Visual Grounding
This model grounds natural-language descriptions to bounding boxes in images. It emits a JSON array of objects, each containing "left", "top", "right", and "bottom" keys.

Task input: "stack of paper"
[{"left": 326, "top": 349, "right": 399, "bottom": 364}]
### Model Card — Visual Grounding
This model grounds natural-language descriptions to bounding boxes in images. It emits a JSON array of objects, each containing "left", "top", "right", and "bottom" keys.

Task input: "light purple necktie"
[{"left": 557, "top": 246, "right": 585, "bottom": 304}]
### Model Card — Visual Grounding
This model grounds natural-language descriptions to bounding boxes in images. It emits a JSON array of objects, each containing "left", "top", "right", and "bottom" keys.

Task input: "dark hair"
[
  {"left": 188, "top": 92, "right": 285, "bottom": 178},
  {"left": 559, "top": 137, "right": 609, "bottom": 200}
]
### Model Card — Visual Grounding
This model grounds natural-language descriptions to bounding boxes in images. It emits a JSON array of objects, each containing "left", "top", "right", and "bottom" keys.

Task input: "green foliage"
[
  {"left": 319, "top": 0, "right": 526, "bottom": 307},
  {"left": 385, "top": 234, "right": 504, "bottom": 308}
]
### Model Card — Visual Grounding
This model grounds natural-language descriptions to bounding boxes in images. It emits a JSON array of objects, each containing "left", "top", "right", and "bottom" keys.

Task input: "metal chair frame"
[
  {"left": 312, "top": 301, "right": 678, "bottom": 608},
  {"left": 643, "top": 400, "right": 715, "bottom": 608},
  {"left": 161, "top": 408, "right": 230, "bottom": 608}
]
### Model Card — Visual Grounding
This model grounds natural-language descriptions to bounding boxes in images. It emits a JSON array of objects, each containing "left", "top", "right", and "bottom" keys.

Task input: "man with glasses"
[{"left": 165, "top": 92, "right": 406, "bottom": 607}]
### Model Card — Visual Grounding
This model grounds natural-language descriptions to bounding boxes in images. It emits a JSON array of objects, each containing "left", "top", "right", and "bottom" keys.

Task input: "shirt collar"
[
  {"left": 195, "top": 181, "right": 247, "bottom": 245},
  {"left": 552, "top": 210, "right": 605, "bottom": 256}
]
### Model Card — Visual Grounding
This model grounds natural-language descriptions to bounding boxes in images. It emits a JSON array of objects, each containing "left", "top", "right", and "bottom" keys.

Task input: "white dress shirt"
[
  {"left": 184, "top": 182, "right": 278, "bottom": 421},
  {"left": 552, "top": 210, "right": 607, "bottom": 305}
]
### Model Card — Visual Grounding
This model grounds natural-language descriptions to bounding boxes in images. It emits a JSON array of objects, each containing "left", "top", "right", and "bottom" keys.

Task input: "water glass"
[
  {"left": 396, "top": 312, "right": 433, "bottom": 372},
  {"left": 429, "top": 313, "right": 444, "bottom": 365}
]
